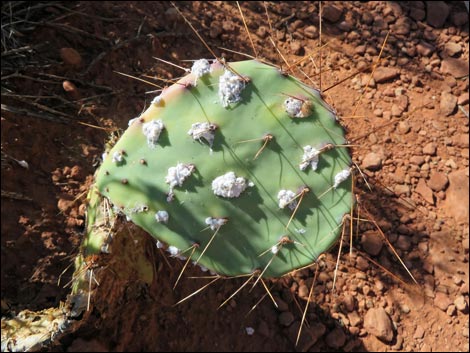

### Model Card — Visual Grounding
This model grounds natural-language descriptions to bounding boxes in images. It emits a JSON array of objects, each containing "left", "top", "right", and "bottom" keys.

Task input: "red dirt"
[{"left": 1, "top": 1, "right": 468, "bottom": 352}]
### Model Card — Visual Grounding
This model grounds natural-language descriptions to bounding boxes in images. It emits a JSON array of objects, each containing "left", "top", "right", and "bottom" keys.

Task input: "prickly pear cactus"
[{"left": 94, "top": 59, "right": 353, "bottom": 278}]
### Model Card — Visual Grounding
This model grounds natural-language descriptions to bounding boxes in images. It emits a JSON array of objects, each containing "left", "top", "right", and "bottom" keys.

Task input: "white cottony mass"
[
  {"left": 165, "top": 163, "right": 195, "bottom": 191},
  {"left": 218, "top": 69, "right": 246, "bottom": 108},
  {"left": 155, "top": 210, "right": 169, "bottom": 223},
  {"left": 191, "top": 59, "right": 212, "bottom": 85},
  {"left": 277, "top": 189, "right": 297, "bottom": 210},
  {"left": 300, "top": 145, "right": 320, "bottom": 171},
  {"left": 333, "top": 168, "right": 351, "bottom": 188},
  {"left": 142, "top": 120, "right": 165, "bottom": 148},
  {"left": 212, "top": 172, "right": 251, "bottom": 198},
  {"left": 205, "top": 217, "right": 228, "bottom": 231},
  {"left": 188, "top": 122, "right": 216, "bottom": 147}
]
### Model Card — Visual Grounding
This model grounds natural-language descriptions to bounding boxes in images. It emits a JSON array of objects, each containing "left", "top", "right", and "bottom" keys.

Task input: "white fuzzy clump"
[
  {"left": 168, "top": 245, "right": 180, "bottom": 257},
  {"left": 156, "top": 240, "right": 164, "bottom": 249},
  {"left": 112, "top": 151, "right": 123, "bottom": 164},
  {"left": 333, "top": 168, "right": 351, "bottom": 188},
  {"left": 151, "top": 94, "right": 163, "bottom": 106},
  {"left": 155, "top": 210, "right": 169, "bottom": 223},
  {"left": 284, "top": 97, "right": 310, "bottom": 118},
  {"left": 193, "top": 261, "right": 209, "bottom": 272},
  {"left": 218, "top": 69, "right": 245, "bottom": 108},
  {"left": 129, "top": 204, "right": 148, "bottom": 213},
  {"left": 191, "top": 59, "right": 211, "bottom": 85},
  {"left": 165, "top": 163, "right": 195, "bottom": 191},
  {"left": 128, "top": 117, "right": 139, "bottom": 126},
  {"left": 101, "top": 243, "right": 110, "bottom": 254},
  {"left": 245, "top": 327, "right": 255, "bottom": 336},
  {"left": 212, "top": 172, "right": 250, "bottom": 198},
  {"left": 271, "top": 245, "right": 280, "bottom": 254},
  {"left": 142, "top": 119, "right": 165, "bottom": 148},
  {"left": 102, "top": 152, "right": 108, "bottom": 162},
  {"left": 188, "top": 122, "right": 216, "bottom": 147},
  {"left": 300, "top": 145, "right": 320, "bottom": 171},
  {"left": 205, "top": 217, "right": 228, "bottom": 231},
  {"left": 277, "top": 189, "right": 297, "bottom": 210}
]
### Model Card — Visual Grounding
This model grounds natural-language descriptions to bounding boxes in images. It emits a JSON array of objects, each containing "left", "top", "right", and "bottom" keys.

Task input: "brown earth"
[{"left": 1, "top": 1, "right": 469, "bottom": 352}]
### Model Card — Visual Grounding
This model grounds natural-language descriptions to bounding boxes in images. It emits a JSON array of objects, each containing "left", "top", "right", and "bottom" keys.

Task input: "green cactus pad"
[{"left": 95, "top": 60, "right": 353, "bottom": 277}]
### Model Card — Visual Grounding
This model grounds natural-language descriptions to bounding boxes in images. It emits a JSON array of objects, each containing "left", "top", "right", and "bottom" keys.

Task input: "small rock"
[
  {"left": 298, "top": 284, "right": 308, "bottom": 298},
  {"left": 343, "top": 294, "right": 356, "bottom": 312},
  {"left": 375, "top": 280, "right": 385, "bottom": 292},
  {"left": 434, "top": 292, "right": 452, "bottom": 311},
  {"left": 222, "top": 20, "right": 235, "bottom": 32},
  {"left": 304, "top": 25, "right": 318, "bottom": 39},
  {"left": 396, "top": 235, "right": 411, "bottom": 251},
  {"left": 290, "top": 41, "right": 304, "bottom": 56},
  {"left": 410, "top": 7, "right": 425, "bottom": 21},
  {"left": 391, "top": 336, "right": 404, "bottom": 350},
  {"left": 463, "top": 325, "right": 470, "bottom": 338},
  {"left": 445, "top": 42, "right": 462, "bottom": 57},
  {"left": 209, "top": 21, "right": 222, "bottom": 38},
  {"left": 458, "top": 93, "right": 469, "bottom": 106},
  {"left": 279, "top": 311, "right": 295, "bottom": 327},
  {"left": 415, "top": 178, "right": 434, "bottom": 204},
  {"left": 57, "top": 196, "right": 74, "bottom": 213},
  {"left": 451, "top": 11, "right": 469, "bottom": 26},
  {"left": 325, "top": 327, "right": 347, "bottom": 349},
  {"left": 400, "top": 304, "right": 410, "bottom": 314},
  {"left": 362, "top": 152, "right": 383, "bottom": 171},
  {"left": 361, "top": 230, "right": 383, "bottom": 256},
  {"left": 356, "top": 256, "right": 369, "bottom": 271},
  {"left": 426, "top": 1, "right": 449, "bottom": 28},
  {"left": 383, "top": 86, "right": 396, "bottom": 97},
  {"left": 322, "top": 4, "right": 343, "bottom": 23},
  {"left": 416, "top": 41, "right": 435, "bottom": 57},
  {"left": 397, "top": 94, "right": 409, "bottom": 111},
  {"left": 395, "top": 184, "right": 410, "bottom": 196},
  {"left": 413, "top": 325, "right": 425, "bottom": 339},
  {"left": 337, "top": 21, "right": 352, "bottom": 32},
  {"left": 364, "top": 307, "right": 394, "bottom": 342},
  {"left": 393, "top": 18, "right": 410, "bottom": 35},
  {"left": 362, "top": 12, "right": 374, "bottom": 25},
  {"left": 445, "top": 159, "right": 458, "bottom": 169},
  {"left": 454, "top": 295, "right": 468, "bottom": 312},
  {"left": 423, "top": 142, "right": 437, "bottom": 155},
  {"left": 348, "top": 311, "right": 362, "bottom": 327},
  {"left": 398, "top": 121, "right": 410, "bottom": 134},
  {"left": 60, "top": 48, "right": 82, "bottom": 67},
  {"left": 427, "top": 172, "right": 449, "bottom": 192},
  {"left": 391, "top": 104, "right": 402, "bottom": 117},
  {"left": 447, "top": 304, "right": 457, "bottom": 316},
  {"left": 287, "top": 321, "right": 325, "bottom": 351},
  {"left": 373, "top": 67, "right": 399, "bottom": 83},
  {"left": 62, "top": 80, "right": 80, "bottom": 100},
  {"left": 463, "top": 238, "right": 469, "bottom": 252},
  {"left": 441, "top": 58, "right": 469, "bottom": 79},
  {"left": 410, "top": 155, "right": 425, "bottom": 166},
  {"left": 452, "top": 134, "right": 469, "bottom": 148},
  {"left": 355, "top": 45, "right": 367, "bottom": 55},
  {"left": 444, "top": 168, "right": 469, "bottom": 223},
  {"left": 256, "top": 26, "right": 268, "bottom": 39},
  {"left": 440, "top": 92, "right": 457, "bottom": 116}
]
